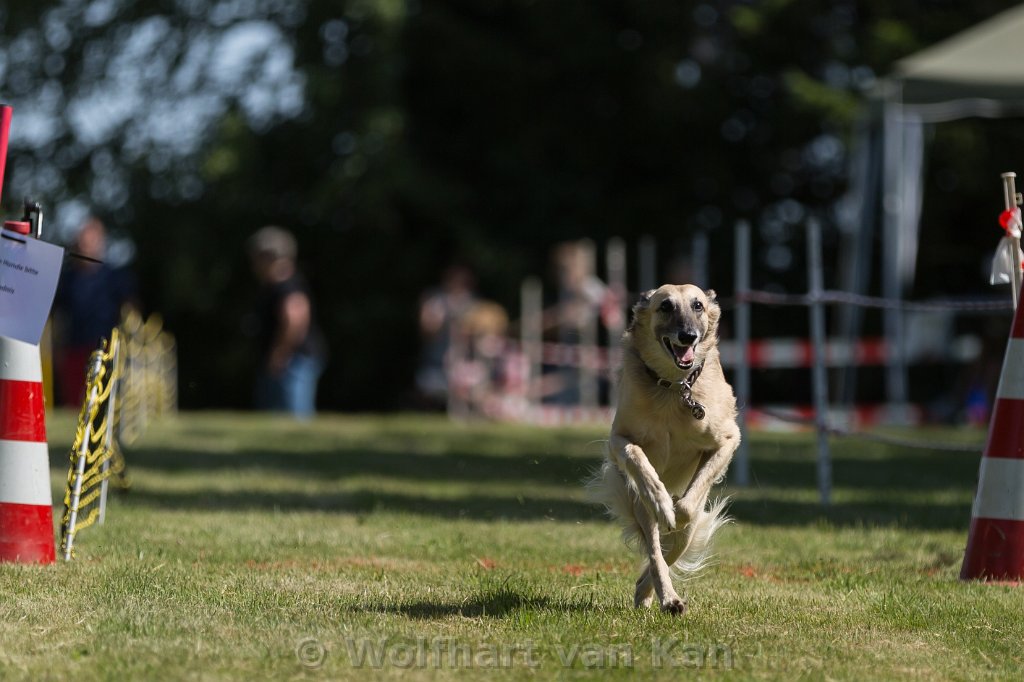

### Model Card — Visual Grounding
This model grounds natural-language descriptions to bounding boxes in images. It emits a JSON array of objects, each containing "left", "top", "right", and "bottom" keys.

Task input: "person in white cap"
[{"left": 247, "top": 226, "right": 326, "bottom": 418}]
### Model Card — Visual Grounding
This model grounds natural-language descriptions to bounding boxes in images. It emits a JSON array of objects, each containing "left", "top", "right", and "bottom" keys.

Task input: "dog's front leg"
[
  {"left": 675, "top": 434, "right": 739, "bottom": 524},
  {"left": 610, "top": 432, "right": 676, "bottom": 530}
]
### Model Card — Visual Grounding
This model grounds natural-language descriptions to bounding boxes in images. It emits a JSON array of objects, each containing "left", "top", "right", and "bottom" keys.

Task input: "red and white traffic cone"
[
  {"left": 960, "top": 297, "right": 1024, "bottom": 583},
  {"left": 0, "top": 107, "right": 56, "bottom": 563},
  {"left": 0, "top": 225, "right": 55, "bottom": 563}
]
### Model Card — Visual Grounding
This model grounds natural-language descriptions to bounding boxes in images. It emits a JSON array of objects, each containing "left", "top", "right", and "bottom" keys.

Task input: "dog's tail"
[{"left": 667, "top": 496, "right": 731, "bottom": 575}]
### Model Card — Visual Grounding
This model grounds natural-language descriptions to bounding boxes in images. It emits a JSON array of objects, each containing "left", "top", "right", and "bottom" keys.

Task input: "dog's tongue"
[{"left": 676, "top": 345, "right": 695, "bottom": 366}]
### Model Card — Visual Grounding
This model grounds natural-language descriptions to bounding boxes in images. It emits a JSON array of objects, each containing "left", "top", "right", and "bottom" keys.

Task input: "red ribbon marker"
[{"left": 999, "top": 208, "right": 1021, "bottom": 234}]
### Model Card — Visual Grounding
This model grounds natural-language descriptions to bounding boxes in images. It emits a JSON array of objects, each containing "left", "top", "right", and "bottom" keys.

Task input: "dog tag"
[{"left": 690, "top": 404, "right": 706, "bottom": 420}]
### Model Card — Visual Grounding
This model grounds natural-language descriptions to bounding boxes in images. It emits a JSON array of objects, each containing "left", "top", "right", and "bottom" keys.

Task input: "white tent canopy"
[
  {"left": 892, "top": 3, "right": 1024, "bottom": 114},
  {"left": 840, "top": 4, "right": 1024, "bottom": 405}
]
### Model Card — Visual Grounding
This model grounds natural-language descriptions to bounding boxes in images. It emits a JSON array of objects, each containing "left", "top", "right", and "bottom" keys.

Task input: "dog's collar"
[{"left": 642, "top": 361, "right": 706, "bottom": 420}]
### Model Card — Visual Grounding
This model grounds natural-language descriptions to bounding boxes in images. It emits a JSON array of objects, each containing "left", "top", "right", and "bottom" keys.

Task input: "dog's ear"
[
  {"left": 704, "top": 288, "right": 721, "bottom": 332},
  {"left": 627, "top": 289, "right": 656, "bottom": 332},
  {"left": 632, "top": 289, "right": 657, "bottom": 316}
]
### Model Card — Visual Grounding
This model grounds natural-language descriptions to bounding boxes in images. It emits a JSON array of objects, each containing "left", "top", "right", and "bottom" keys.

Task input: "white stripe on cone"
[
  {"left": 0, "top": 336, "right": 43, "bottom": 382},
  {"left": 996, "top": 338, "right": 1024, "bottom": 400},
  {"left": 972, "top": 457, "right": 1024, "bottom": 521},
  {"left": 0, "top": 440, "right": 52, "bottom": 506}
]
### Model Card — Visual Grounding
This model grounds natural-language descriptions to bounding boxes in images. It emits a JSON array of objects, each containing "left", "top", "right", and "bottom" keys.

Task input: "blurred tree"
[{"left": 0, "top": 0, "right": 1018, "bottom": 409}]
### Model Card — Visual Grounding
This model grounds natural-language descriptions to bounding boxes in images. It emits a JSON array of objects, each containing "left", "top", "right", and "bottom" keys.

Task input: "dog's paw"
[{"left": 660, "top": 597, "right": 688, "bottom": 616}]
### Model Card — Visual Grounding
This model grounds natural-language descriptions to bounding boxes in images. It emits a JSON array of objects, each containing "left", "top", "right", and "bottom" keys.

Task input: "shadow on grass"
[
  {"left": 62, "top": 445, "right": 597, "bottom": 489},
  {"left": 120, "top": 487, "right": 605, "bottom": 522},
  {"left": 353, "top": 577, "right": 596, "bottom": 619},
  {"left": 66, "top": 420, "right": 984, "bottom": 529},
  {"left": 741, "top": 440, "right": 983, "bottom": 492},
  {"left": 78, "top": 431, "right": 982, "bottom": 492},
  {"left": 728, "top": 497, "right": 973, "bottom": 531},
  {"left": 367, "top": 594, "right": 555, "bottom": 619},
  {"left": 116, "top": 484, "right": 973, "bottom": 529}
]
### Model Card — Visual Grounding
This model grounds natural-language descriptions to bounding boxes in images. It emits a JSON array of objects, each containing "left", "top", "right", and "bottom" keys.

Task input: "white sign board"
[{"left": 0, "top": 228, "right": 64, "bottom": 345}]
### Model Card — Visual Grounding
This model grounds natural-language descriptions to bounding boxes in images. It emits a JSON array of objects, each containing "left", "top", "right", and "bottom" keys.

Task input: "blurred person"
[
  {"left": 248, "top": 226, "right": 326, "bottom": 418},
  {"left": 416, "top": 264, "right": 476, "bottom": 408},
  {"left": 546, "top": 240, "right": 622, "bottom": 404},
  {"left": 53, "top": 216, "right": 138, "bottom": 406},
  {"left": 448, "top": 299, "right": 511, "bottom": 417},
  {"left": 552, "top": 240, "right": 604, "bottom": 337}
]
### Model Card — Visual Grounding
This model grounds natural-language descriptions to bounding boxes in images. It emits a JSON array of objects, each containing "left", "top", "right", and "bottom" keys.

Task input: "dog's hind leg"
[
  {"left": 634, "top": 565, "right": 655, "bottom": 608},
  {"left": 633, "top": 500, "right": 686, "bottom": 615},
  {"left": 634, "top": 523, "right": 688, "bottom": 607},
  {"left": 635, "top": 493, "right": 730, "bottom": 602},
  {"left": 630, "top": 498, "right": 657, "bottom": 608}
]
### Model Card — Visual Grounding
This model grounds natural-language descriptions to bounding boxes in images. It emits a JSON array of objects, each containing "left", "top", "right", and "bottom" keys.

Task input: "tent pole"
[{"left": 882, "top": 90, "right": 909, "bottom": 416}]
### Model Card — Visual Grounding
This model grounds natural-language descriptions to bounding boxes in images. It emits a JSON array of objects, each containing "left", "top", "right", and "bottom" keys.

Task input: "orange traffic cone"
[
  {"left": 0, "top": 288, "right": 55, "bottom": 563},
  {"left": 960, "top": 296, "right": 1024, "bottom": 583}
]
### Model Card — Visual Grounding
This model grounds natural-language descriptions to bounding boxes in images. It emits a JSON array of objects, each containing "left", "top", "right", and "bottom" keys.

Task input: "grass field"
[{"left": 1, "top": 411, "right": 1020, "bottom": 680}]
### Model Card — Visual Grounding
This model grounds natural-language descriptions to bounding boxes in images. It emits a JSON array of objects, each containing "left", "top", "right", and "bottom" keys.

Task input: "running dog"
[{"left": 589, "top": 284, "right": 739, "bottom": 615}]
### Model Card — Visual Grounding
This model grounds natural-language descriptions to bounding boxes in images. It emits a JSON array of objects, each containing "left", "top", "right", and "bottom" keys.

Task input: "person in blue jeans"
[
  {"left": 247, "top": 226, "right": 326, "bottom": 418},
  {"left": 53, "top": 216, "right": 139, "bottom": 406}
]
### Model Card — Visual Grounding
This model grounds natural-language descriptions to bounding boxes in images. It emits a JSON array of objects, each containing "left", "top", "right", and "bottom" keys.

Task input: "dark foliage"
[{"left": 0, "top": 0, "right": 1018, "bottom": 409}]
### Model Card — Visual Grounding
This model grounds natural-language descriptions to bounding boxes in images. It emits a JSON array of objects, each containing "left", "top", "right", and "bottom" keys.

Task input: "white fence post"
[{"left": 521, "top": 277, "right": 543, "bottom": 412}]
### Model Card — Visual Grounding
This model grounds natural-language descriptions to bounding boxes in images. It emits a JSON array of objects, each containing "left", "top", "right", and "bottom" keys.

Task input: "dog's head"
[{"left": 628, "top": 284, "right": 720, "bottom": 376}]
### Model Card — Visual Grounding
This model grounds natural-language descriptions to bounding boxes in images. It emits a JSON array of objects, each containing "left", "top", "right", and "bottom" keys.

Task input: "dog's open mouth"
[{"left": 662, "top": 337, "right": 696, "bottom": 370}]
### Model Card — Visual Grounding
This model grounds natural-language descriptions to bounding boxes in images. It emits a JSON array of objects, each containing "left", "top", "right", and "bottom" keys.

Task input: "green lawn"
[{"left": 0, "top": 411, "right": 1018, "bottom": 680}]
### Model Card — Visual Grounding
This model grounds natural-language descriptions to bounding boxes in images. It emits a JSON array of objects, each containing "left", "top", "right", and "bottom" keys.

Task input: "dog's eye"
[
  {"left": 692, "top": 300, "right": 704, "bottom": 313},
  {"left": 658, "top": 300, "right": 673, "bottom": 313}
]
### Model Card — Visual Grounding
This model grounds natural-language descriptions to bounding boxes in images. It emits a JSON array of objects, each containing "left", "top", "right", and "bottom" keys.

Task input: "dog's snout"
[{"left": 677, "top": 330, "right": 698, "bottom": 346}]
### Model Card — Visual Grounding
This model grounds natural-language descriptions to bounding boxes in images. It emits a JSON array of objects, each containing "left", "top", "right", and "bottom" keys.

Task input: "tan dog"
[{"left": 589, "top": 284, "right": 739, "bottom": 615}]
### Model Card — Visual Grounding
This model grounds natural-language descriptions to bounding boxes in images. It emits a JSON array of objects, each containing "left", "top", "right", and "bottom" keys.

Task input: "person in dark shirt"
[
  {"left": 247, "top": 226, "right": 325, "bottom": 418},
  {"left": 416, "top": 264, "right": 476, "bottom": 407},
  {"left": 53, "top": 216, "right": 137, "bottom": 406}
]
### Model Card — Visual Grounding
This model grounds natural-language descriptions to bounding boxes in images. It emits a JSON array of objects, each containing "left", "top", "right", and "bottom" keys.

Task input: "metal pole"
[
  {"left": 882, "top": 96, "right": 908, "bottom": 410},
  {"left": 521, "top": 277, "right": 543, "bottom": 410},
  {"left": 606, "top": 238, "right": 627, "bottom": 407},
  {"left": 166, "top": 335, "right": 179, "bottom": 414},
  {"left": 807, "top": 218, "right": 832, "bottom": 506},
  {"left": 837, "top": 120, "right": 882, "bottom": 409},
  {"left": 579, "top": 240, "right": 598, "bottom": 409},
  {"left": 733, "top": 220, "right": 751, "bottom": 487},
  {"left": 445, "top": 320, "right": 468, "bottom": 419},
  {"left": 62, "top": 350, "right": 105, "bottom": 561},
  {"left": 1002, "top": 172, "right": 1022, "bottom": 308}
]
